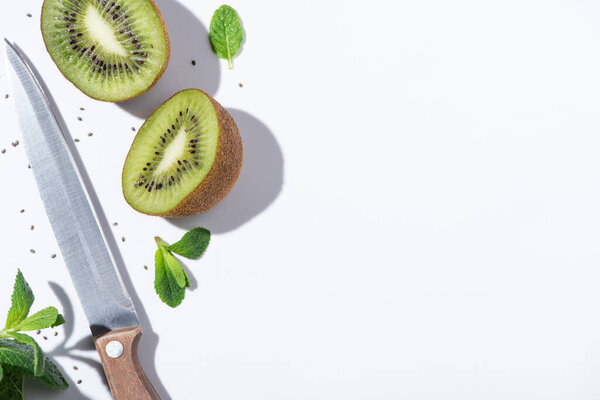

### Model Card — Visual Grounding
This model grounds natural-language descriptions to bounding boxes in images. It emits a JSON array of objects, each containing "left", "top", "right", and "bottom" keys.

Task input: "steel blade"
[{"left": 4, "top": 39, "right": 139, "bottom": 335}]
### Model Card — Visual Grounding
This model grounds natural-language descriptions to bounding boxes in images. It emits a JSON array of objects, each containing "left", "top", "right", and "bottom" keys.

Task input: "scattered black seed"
[
  {"left": 239, "top": 83, "right": 243, "bottom": 87},
  {"left": 36, "top": 330, "right": 41, "bottom": 335},
  {"left": 77, "top": 380, "right": 82, "bottom": 385},
  {"left": 88, "top": 132, "right": 93, "bottom": 137},
  {"left": 143, "top": 265, "right": 148, "bottom": 270},
  {"left": 191, "top": 60, "right": 196, "bottom": 66},
  {"left": 1, "top": 149, "right": 5, "bottom": 154},
  {"left": 28, "top": 164, "right": 31, "bottom": 169},
  {"left": 5, "top": 94, "right": 9, "bottom": 99},
  {"left": 12, "top": 140, "right": 19, "bottom": 147},
  {"left": 26, "top": 12, "right": 32, "bottom": 17},
  {"left": 30, "top": 249, "right": 35, "bottom": 254},
  {"left": 51, "top": 254, "right": 56, "bottom": 259},
  {"left": 73, "top": 366, "right": 78, "bottom": 370},
  {"left": 74, "top": 138, "right": 80, "bottom": 142},
  {"left": 77, "top": 116, "right": 82, "bottom": 121},
  {"left": 131, "top": 127, "right": 136, "bottom": 131},
  {"left": 80, "top": 107, "right": 85, "bottom": 111},
  {"left": 30, "top": 225, "right": 34, "bottom": 230},
  {"left": 20, "top": 209, "right": 25, "bottom": 213},
  {"left": 113, "top": 222, "right": 118, "bottom": 226},
  {"left": 43, "top": 336, "right": 48, "bottom": 340},
  {"left": 122, "top": 236, "right": 126, "bottom": 242},
  {"left": 54, "top": 332, "right": 58, "bottom": 336}
]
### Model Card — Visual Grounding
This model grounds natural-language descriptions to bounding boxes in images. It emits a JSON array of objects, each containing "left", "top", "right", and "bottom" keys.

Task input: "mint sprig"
[
  {"left": 209, "top": 5, "right": 244, "bottom": 69},
  {"left": 0, "top": 270, "right": 68, "bottom": 397},
  {"left": 154, "top": 228, "right": 211, "bottom": 308}
]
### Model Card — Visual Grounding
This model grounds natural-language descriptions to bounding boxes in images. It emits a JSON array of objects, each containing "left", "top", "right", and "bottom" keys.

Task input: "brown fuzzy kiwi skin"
[
  {"left": 40, "top": 0, "right": 170, "bottom": 102},
  {"left": 123, "top": 89, "right": 243, "bottom": 218}
]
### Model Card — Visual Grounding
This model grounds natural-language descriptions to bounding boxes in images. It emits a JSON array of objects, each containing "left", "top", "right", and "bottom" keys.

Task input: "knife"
[{"left": 4, "top": 39, "right": 160, "bottom": 400}]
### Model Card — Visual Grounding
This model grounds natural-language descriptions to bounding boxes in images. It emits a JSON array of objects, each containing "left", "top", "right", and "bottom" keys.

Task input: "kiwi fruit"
[
  {"left": 41, "top": 0, "right": 169, "bottom": 102},
  {"left": 122, "top": 89, "right": 243, "bottom": 217}
]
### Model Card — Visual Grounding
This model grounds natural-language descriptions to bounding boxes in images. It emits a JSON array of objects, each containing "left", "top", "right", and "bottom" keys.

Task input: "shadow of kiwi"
[
  {"left": 13, "top": 45, "right": 173, "bottom": 400},
  {"left": 116, "top": 0, "right": 220, "bottom": 118},
  {"left": 166, "top": 109, "right": 284, "bottom": 234}
]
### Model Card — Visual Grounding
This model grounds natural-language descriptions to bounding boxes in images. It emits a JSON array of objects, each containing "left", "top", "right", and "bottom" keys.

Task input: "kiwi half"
[
  {"left": 122, "top": 89, "right": 243, "bottom": 217},
  {"left": 41, "top": 0, "right": 169, "bottom": 101}
]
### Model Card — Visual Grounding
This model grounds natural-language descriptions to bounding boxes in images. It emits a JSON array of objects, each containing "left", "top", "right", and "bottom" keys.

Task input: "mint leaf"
[
  {"left": 0, "top": 370, "right": 23, "bottom": 400},
  {"left": 209, "top": 5, "right": 244, "bottom": 69},
  {"left": 6, "top": 333, "right": 43, "bottom": 376},
  {"left": 154, "top": 249, "right": 186, "bottom": 308},
  {"left": 13, "top": 307, "right": 58, "bottom": 332},
  {"left": 0, "top": 339, "right": 68, "bottom": 390},
  {"left": 168, "top": 228, "right": 211, "bottom": 259},
  {"left": 0, "top": 363, "right": 3, "bottom": 382},
  {"left": 156, "top": 237, "right": 188, "bottom": 288},
  {"left": 5, "top": 270, "right": 34, "bottom": 330},
  {"left": 51, "top": 314, "right": 65, "bottom": 328}
]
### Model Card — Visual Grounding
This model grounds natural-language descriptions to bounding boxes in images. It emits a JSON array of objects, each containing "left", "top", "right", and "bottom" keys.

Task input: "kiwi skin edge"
[
  {"left": 123, "top": 89, "right": 244, "bottom": 218},
  {"left": 40, "top": 0, "right": 171, "bottom": 102}
]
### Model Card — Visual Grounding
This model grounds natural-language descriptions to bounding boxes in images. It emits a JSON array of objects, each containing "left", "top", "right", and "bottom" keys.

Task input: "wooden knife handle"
[{"left": 94, "top": 326, "right": 160, "bottom": 400}]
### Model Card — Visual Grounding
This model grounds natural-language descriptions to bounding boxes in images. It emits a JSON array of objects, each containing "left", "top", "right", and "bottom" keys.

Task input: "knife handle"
[{"left": 94, "top": 326, "right": 160, "bottom": 400}]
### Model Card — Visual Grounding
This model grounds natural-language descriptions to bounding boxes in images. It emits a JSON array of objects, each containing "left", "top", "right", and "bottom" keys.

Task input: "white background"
[{"left": 1, "top": 0, "right": 600, "bottom": 399}]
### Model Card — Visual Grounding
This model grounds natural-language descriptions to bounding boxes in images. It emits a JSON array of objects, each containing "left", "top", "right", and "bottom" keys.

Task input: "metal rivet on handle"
[{"left": 106, "top": 340, "right": 124, "bottom": 359}]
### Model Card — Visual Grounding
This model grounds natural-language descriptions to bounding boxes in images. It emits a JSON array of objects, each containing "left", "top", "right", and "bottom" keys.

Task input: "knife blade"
[{"left": 5, "top": 39, "right": 160, "bottom": 400}]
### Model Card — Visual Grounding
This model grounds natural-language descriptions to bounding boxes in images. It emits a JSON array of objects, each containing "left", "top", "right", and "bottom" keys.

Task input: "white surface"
[{"left": 1, "top": 0, "right": 600, "bottom": 399}]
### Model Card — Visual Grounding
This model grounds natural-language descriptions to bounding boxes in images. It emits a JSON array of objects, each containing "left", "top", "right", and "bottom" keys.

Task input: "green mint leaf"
[
  {"left": 154, "top": 249, "right": 186, "bottom": 308},
  {"left": 0, "top": 363, "right": 3, "bottom": 383},
  {"left": 168, "top": 228, "right": 211, "bottom": 260},
  {"left": 0, "top": 370, "right": 24, "bottom": 400},
  {"left": 51, "top": 314, "right": 65, "bottom": 328},
  {"left": 6, "top": 333, "right": 44, "bottom": 376},
  {"left": 13, "top": 307, "right": 58, "bottom": 332},
  {"left": 209, "top": 5, "right": 244, "bottom": 69},
  {"left": 163, "top": 249, "right": 188, "bottom": 288},
  {"left": 0, "top": 339, "right": 68, "bottom": 390},
  {"left": 5, "top": 270, "right": 34, "bottom": 330},
  {"left": 156, "top": 237, "right": 188, "bottom": 288}
]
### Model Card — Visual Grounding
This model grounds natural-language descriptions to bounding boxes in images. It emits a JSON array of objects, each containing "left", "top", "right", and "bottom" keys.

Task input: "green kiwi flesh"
[
  {"left": 41, "top": 0, "right": 169, "bottom": 101},
  {"left": 122, "top": 89, "right": 243, "bottom": 217}
]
